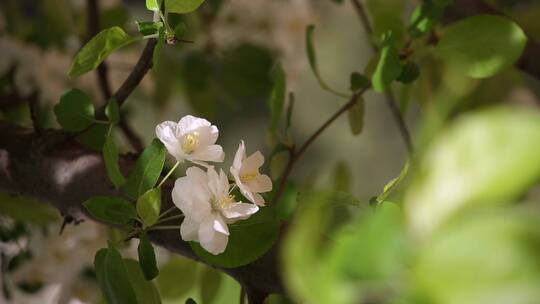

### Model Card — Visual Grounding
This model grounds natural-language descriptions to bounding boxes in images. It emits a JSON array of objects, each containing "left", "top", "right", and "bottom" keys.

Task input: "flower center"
[
  {"left": 240, "top": 171, "right": 258, "bottom": 182},
  {"left": 211, "top": 194, "right": 235, "bottom": 210},
  {"left": 181, "top": 132, "right": 199, "bottom": 154}
]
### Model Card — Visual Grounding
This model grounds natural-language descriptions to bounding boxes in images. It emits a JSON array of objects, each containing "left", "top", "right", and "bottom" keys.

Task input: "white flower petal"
[
  {"left": 180, "top": 217, "right": 199, "bottom": 241},
  {"left": 250, "top": 192, "right": 266, "bottom": 206},
  {"left": 245, "top": 174, "right": 273, "bottom": 193},
  {"left": 198, "top": 215, "right": 229, "bottom": 255},
  {"left": 155, "top": 121, "right": 184, "bottom": 161},
  {"left": 189, "top": 145, "right": 224, "bottom": 163},
  {"left": 194, "top": 125, "right": 219, "bottom": 147},
  {"left": 177, "top": 115, "right": 211, "bottom": 136},
  {"left": 232, "top": 140, "right": 246, "bottom": 172},
  {"left": 241, "top": 151, "right": 265, "bottom": 172},
  {"left": 173, "top": 170, "right": 212, "bottom": 221},
  {"left": 222, "top": 203, "right": 259, "bottom": 221}
]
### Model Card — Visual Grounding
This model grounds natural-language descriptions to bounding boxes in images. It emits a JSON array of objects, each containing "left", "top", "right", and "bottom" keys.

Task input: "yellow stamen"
[
  {"left": 212, "top": 194, "right": 235, "bottom": 210},
  {"left": 181, "top": 132, "right": 199, "bottom": 154},
  {"left": 240, "top": 171, "right": 258, "bottom": 182}
]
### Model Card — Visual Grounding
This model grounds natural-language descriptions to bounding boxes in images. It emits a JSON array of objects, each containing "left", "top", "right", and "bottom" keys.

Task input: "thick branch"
[{"left": 0, "top": 123, "right": 283, "bottom": 301}]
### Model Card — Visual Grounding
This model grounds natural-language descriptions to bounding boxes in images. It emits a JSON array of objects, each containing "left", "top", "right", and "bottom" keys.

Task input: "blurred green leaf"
[
  {"left": 347, "top": 96, "right": 365, "bottom": 136},
  {"left": 333, "top": 161, "right": 352, "bottom": 192},
  {"left": 414, "top": 209, "right": 540, "bottom": 304},
  {"left": 68, "top": 27, "right": 135, "bottom": 77},
  {"left": 268, "top": 63, "right": 286, "bottom": 134},
  {"left": 377, "top": 161, "right": 409, "bottom": 203},
  {"left": 437, "top": 15, "right": 527, "bottom": 78},
  {"left": 156, "top": 257, "right": 198, "bottom": 300},
  {"left": 137, "top": 21, "right": 163, "bottom": 36},
  {"left": 123, "top": 258, "right": 162, "bottom": 303},
  {"left": 191, "top": 204, "right": 280, "bottom": 268},
  {"left": 199, "top": 266, "right": 222, "bottom": 304},
  {"left": 405, "top": 107, "right": 540, "bottom": 238},
  {"left": 0, "top": 193, "right": 59, "bottom": 225},
  {"left": 83, "top": 196, "right": 136, "bottom": 225},
  {"left": 350, "top": 72, "right": 370, "bottom": 91},
  {"left": 105, "top": 99, "right": 120, "bottom": 124},
  {"left": 54, "top": 89, "right": 95, "bottom": 132},
  {"left": 153, "top": 27, "right": 165, "bottom": 68},
  {"left": 397, "top": 61, "right": 420, "bottom": 84},
  {"left": 76, "top": 123, "right": 108, "bottom": 150},
  {"left": 95, "top": 247, "right": 138, "bottom": 304},
  {"left": 138, "top": 232, "right": 159, "bottom": 280},
  {"left": 103, "top": 134, "right": 125, "bottom": 189},
  {"left": 366, "top": 0, "right": 405, "bottom": 42},
  {"left": 137, "top": 188, "right": 161, "bottom": 228},
  {"left": 372, "top": 32, "right": 402, "bottom": 93},
  {"left": 186, "top": 299, "right": 197, "bottom": 304},
  {"left": 276, "top": 183, "right": 298, "bottom": 221},
  {"left": 408, "top": 0, "right": 452, "bottom": 38},
  {"left": 125, "top": 139, "right": 166, "bottom": 199},
  {"left": 166, "top": 0, "right": 205, "bottom": 14},
  {"left": 146, "top": 0, "right": 161, "bottom": 11}
]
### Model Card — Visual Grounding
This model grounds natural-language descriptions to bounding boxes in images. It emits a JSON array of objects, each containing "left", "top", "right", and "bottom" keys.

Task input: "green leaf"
[
  {"left": 408, "top": 0, "right": 452, "bottom": 38},
  {"left": 276, "top": 183, "right": 298, "bottom": 221},
  {"left": 105, "top": 99, "right": 120, "bottom": 124},
  {"left": 95, "top": 247, "right": 138, "bottom": 304},
  {"left": 166, "top": 0, "right": 205, "bottom": 14},
  {"left": 191, "top": 204, "right": 280, "bottom": 268},
  {"left": 138, "top": 231, "right": 159, "bottom": 280},
  {"left": 199, "top": 267, "right": 222, "bottom": 304},
  {"left": 153, "top": 27, "right": 165, "bottom": 68},
  {"left": 76, "top": 123, "right": 109, "bottom": 150},
  {"left": 68, "top": 27, "right": 135, "bottom": 77},
  {"left": 347, "top": 96, "right": 365, "bottom": 135},
  {"left": 103, "top": 135, "right": 126, "bottom": 189},
  {"left": 377, "top": 161, "right": 409, "bottom": 203},
  {"left": 372, "top": 32, "right": 402, "bottom": 93},
  {"left": 333, "top": 161, "right": 352, "bottom": 192},
  {"left": 186, "top": 299, "right": 197, "bottom": 304},
  {"left": 267, "top": 63, "right": 286, "bottom": 133},
  {"left": 397, "top": 61, "right": 420, "bottom": 84},
  {"left": 137, "top": 188, "right": 161, "bottom": 228},
  {"left": 125, "top": 139, "right": 166, "bottom": 199},
  {"left": 54, "top": 89, "right": 95, "bottom": 132},
  {"left": 123, "top": 259, "right": 162, "bottom": 304},
  {"left": 405, "top": 107, "right": 540, "bottom": 238},
  {"left": 414, "top": 210, "right": 540, "bottom": 304},
  {"left": 366, "top": 0, "right": 405, "bottom": 42},
  {"left": 83, "top": 196, "right": 136, "bottom": 225},
  {"left": 156, "top": 257, "right": 198, "bottom": 300},
  {"left": 0, "top": 193, "right": 60, "bottom": 226},
  {"left": 437, "top": 14, "right": 527, "bottom": 78},
  {"left": 146, "top": 0, "right": 161, "bottom": 11},
  {"left": 137, "top": 21, "right": 163, "bottom": 36},
  {"left": 350, "top": 72, "right": 370, "bottom": 91}
]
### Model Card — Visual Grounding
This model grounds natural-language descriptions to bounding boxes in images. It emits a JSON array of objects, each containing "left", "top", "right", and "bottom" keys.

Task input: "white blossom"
[
  {"left": 173, "top": 166, "right": 258, "bottom": 254},
  {"left": 156, "top": 115, "right": 225, "bottom": 165},
  {"left": 230, "top": 141, "right": 272, "bottom": 206}
]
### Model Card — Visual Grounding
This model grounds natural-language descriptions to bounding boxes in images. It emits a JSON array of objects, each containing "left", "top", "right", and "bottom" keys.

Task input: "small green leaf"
[
  {"left": 103, "top": 134, "right": 126, "bottom": 188},
  {"left": 137, "top": 21, "right": 163, "bottom": 36},
  {"left": 372, "top": 32, "right": 402, "bottom": 93},
  {"left": 153, "top": 27, "right": 165, "bottom": 68},
  {"left": 95, "top": 247, "right": 138, "bottom": 304},
  {"left": 349, "top": 72, "right": 370, "bottom": 91},
  {"left": 146, "top": 0, "right": 161, "bottom": 12},
  {"left": 137, "top": 188, "right": 161, "bottom": 227},
  {"left": 138, "top": 232, "right": 159, "bottom": 281},
  {"left": 54, "top": 89, "right": 95, "bottom": 132},
  {"left": 347, "top": 96, "right": 365, "bottom": 135},
  {"left": 83, "top": 196, "right": 136, "bottom": 225},
  {"left": 437, "top": 15, "right": 527, "bottom": 78},
  {"left": 166, "top": 0, "right": 205, "bottom": 14},
  {"left": 377, "top": 161, "right": 409, "bottom": 203},
  {"left": 125, "top": 139, "right": 166, "bottom": 199},
  {"left": 68, "top": 26, "right": 135, "bottom": 77},
  {"left": 199, "top": 267, "right": 222, "bottom": 304},
  {"left": 123, "top": 259, "right": 162, "bottom": 304},
  {"left": 408, "top": 0, "right": 451, "bottom": 38},
  {"left": 76, "top": 123, "right": 108, "bottom": 150},
  {"left": 105, "top": 99, "right": 120, "bottom": 124},
  {"left": 276, "top": 183, "right": 298, "bottom": 221},
  {"left": 186, "top": 299, "right": 197, "bottom": 304},
  {"left": 366, "top": 0, "right": 406, "bottom": 42},
  {"left": 267, "top": 63, "right": 286, "bottom": 133},
  {"left": 397, "top": 61, "right": 420, "bottom": 84}
]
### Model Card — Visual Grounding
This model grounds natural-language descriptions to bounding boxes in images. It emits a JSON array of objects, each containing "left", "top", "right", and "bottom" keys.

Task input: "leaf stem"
[
  {"left": 157, "top": 161, "right": 180, "bottom": 188},
  {"left": 148, "top": 225, "right": 182, "bottom": 231},
  {"left": 155, "top": 214, "right": 184, "bottom": 225},
  {"left": 158, "top": 206, "right": 177, "bottom": 219}
]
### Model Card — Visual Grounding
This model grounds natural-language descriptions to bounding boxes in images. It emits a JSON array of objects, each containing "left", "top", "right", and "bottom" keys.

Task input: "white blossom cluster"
[{"left": 156, "top": 115, "right": 272, "bottom": 254}]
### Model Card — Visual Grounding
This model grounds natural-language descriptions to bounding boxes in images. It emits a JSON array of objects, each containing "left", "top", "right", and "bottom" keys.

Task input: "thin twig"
[
  {"left": 272, "top": 88, "right": 368, "bottom": 205},
  {"left": 87, "top": 0, "right": 112, "bottom": 100},
  {"left": 350, "top": 0, "right": 413, "bottom": 154}
]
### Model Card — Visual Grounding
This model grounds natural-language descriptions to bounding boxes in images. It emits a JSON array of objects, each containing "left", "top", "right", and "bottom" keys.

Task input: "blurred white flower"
[
  {"left": 173, "top": 166, "right": 259, "bottom": 254},
  {"left": 156, "top": 115, "right": 225, "bottom": 165},
  {"left": 230, "top": 141, "right": 272, "bottom": 206}
]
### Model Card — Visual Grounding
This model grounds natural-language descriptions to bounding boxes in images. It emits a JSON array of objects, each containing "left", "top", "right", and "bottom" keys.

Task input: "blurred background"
[{"left": 2, "top": 0, "right": 540, "bottom": 303}]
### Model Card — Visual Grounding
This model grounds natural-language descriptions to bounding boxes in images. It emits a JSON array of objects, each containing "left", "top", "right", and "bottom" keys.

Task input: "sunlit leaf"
[
  {"left": 125, "top": 139, "right": 166, "bottom": 199},
  {"left": 137, "top": 188, "right": 161, "bottom": 228},
  {"left": 166, "top": 0, "right": 205, "bottom": 14},
  {"left": 123, "top": 258, "right": 162, "bottom": 303},
  {"left": 199, "top": 266, "right": 222, "bottom": 304},
  {"left": 372, "top": 32, "right": 402, "bottom": 93},
  {"left": 146, "top": 0, "right": 161, "bottom": 11},
  {"left": 68, "top": 27, "right": 135, "bottom": 77},
  {"left": 156, "top": 257, "right": 198, "bottom": 300},
  {"left": 437, "top": 15, "right": 527, "bottom": 78}
]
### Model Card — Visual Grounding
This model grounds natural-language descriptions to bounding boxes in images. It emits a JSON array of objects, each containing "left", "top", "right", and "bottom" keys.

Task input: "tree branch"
[
  {"left": 0, "top": 122, "right": 283, "bottom": 301},
  {"left": 350, "top": 0, "right": 414, "bottom": 154}
]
